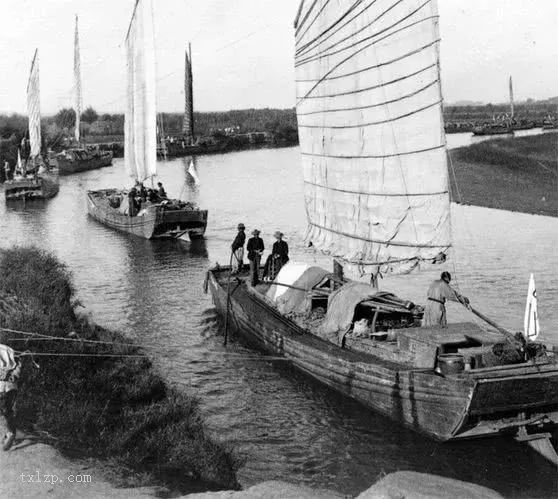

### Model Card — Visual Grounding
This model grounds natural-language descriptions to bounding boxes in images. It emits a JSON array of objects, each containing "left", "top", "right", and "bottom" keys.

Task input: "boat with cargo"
[
  {"left": 87, "top": 0, "right": 207, "bottom": 240},
  {"left": 207, "top": 0, "right": 558, "bottom": 464}
]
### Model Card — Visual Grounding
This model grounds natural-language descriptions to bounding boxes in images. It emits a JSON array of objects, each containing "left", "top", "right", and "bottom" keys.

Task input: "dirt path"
[{"left": 0, "top": 433, "right": 165, "bottom": 499}]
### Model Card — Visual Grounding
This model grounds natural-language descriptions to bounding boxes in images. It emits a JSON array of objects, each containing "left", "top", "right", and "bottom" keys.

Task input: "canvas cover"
[
  {"left": 318, "top": 281, "right": 379, "bottom": 344},
  {"left": 275, "top": 266, "right": 330, "bottom": 315},
  {"left": 266, "top": 262, "right": 311, "bottom": 302},
  {"left": 294, "top": 0, "right": 451, "bottom": 275}
]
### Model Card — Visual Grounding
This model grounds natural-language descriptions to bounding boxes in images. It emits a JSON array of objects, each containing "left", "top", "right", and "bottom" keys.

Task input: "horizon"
[{"left": 1, "top": 1, "right": 558, "bottom": 115}]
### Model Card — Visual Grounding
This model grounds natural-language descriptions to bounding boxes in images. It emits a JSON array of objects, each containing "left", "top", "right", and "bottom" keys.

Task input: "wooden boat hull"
[
  {"left": 207, "top": 266, "right": 558, "bottom": 443},
  {"left": 87, "top": 189, "right": 208, "bottom": 240},
  {"left": 4, "top": 173, "right": 59, "bottom": 201},
  {"left": 472, "top": 127, "right": 514, "bottom": 136},
  {"left": 56, "top": 151, "right": 113, "bottom": 175}
]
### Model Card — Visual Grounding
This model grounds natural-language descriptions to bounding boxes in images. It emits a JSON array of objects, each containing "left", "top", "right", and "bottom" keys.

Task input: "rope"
[{"left": 16, "top": 351, "right": 148, "bottom": 358}]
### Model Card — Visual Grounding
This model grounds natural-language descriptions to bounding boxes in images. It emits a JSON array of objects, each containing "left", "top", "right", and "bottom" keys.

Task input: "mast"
[
  {"left": 182, "top": 43, "right": 194, "bottom": 145},
  {"left": 294, "top": 0, "right": 451, "bottom": 276},
  {"left": 124, "top": 0, "right": 157, "bottom": 181},
  {"left": 74, "top": 15, "right": 82, "bottom": 144},
  {"left": 509, "top": 75, "right": 514, "bottom": 120},
  {"left": 27, "top": 49, "right": 41, "bottom": 160}
]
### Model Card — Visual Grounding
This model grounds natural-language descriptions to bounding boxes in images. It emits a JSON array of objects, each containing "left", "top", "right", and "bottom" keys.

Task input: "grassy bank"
[
  {"left": 0, "top": 247, "right": 240, "bottom": 493},
  {"left": 450, "top": 133, "right": 558, "bottom": 216}
]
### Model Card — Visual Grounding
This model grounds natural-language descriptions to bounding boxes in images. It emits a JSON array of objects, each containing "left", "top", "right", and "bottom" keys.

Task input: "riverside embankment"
[
  {"left": 450, "top": 132, "right": 558, "bottom": 216},
  {"left": 0, "top": 247, "right": 240, "bottom": 495}
]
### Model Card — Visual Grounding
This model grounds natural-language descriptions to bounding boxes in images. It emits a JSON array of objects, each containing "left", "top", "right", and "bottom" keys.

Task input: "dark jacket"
[
  {"left": 247, "top": 236, "right": 264, "bottom": 260},
  {"left": 231, "top": 231, "right": 246, "bottom": 251},
  {"left": 272, "top": 240, "right": 289, "bottom": 262}
]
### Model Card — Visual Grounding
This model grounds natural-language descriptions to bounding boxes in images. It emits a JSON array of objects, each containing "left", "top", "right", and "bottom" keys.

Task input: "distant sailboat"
[
  {"left": 87, "top": 0, "right": 208, "bottom": 240},
  {"left": 56, "top": 15, "right": 113, "bottom": 175},
  {"left": 524, "top": 274, "right": 540, "bottom": 341},
  {"left": 5, "top": 50, "right": 59, "bottom": 200},
  {"left": 208, "top": 0, "right": 558, "bottom": 465},
  {"left": 187, "top": 159, "right": 200, "bottom": 186}
]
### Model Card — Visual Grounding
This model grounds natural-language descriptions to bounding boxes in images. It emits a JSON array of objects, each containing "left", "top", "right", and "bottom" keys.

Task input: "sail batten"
[
  {"left": 74, "top": 15, "right": 82, "bottom": 143},
  {"left": 27, "top": 49, "right": 41, "bottom": 159},
  {"left": 296, "top": 0, "right": 450, "bottom": 275},
  {"left": 124, "top": 0, "right": 157, "bottom": 181}
]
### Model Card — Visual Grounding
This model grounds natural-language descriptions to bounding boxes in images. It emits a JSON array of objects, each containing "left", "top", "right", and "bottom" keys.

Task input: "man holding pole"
[
  {"left": 247, "top": 229, "right": 264, "bottom": 286},
  {"left": 423, "top": 271, "right": 469, "bottom": 327}
]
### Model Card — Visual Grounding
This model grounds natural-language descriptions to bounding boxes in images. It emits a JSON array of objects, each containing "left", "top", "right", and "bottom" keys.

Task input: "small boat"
[
  {"left": 472, "top": 123, "right": 514, "bottom": 136},
  {"left": 5, "top": 50, "right": 59, "bottom": 201},
  {"left": 56, "top": 16, "right": 113, "bottom": 175},
  {"left": 87, "top": 0, "right": 208, "bottom": 240},
  {"left": 208, "top": 0, "right": 558, "bottom": 464}
]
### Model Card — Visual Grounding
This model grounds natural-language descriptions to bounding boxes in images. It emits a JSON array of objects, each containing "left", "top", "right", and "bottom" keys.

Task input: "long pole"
[
  {"left": 464, "top": 303, "right": 519, "bottom": 345},
  {"left": 223, "top": 251, "right": 234, "bottom": 346}
]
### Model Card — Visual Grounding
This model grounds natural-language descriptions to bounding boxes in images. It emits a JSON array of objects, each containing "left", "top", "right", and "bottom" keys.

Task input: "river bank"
[
  {"left": 0, "top": 247, "right": 240, "bottom": 495},
  {"left": 450, "top": 132, "right": 558, "bottom": 216}
]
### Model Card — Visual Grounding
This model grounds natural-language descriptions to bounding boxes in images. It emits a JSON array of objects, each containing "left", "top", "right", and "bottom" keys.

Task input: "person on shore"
[
  {"left": 423, "top": 271, "right": 469, "bottom": 327},
  {"left": 157, "top": 182, "right": 167, "bottom": 199},
  {"left": 3, "top": 160, "right": 10, "bottom": 182},
  {"left": 263, "top": 231, "right": 289, "bottom": 280},
  {"left": 0, "top": 344, "right": 21, "bottom": 451},
  {"left": 247, "top": 229, "right": 264, "bottom": 286},
  {"left": 231, "top": 223, "right": 246, "bottom": 274}
]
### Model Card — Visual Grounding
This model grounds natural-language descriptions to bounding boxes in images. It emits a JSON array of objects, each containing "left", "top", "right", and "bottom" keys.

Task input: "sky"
[{"left": 0, "top": 0, "right": 557, "bottom": 115}]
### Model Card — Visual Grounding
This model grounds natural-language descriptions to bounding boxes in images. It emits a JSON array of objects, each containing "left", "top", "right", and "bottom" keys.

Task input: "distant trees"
[
  {"left": 54, "top": 108, "right": 75, "bottom": 129},
  {"left": 81, "top": 107, "right": 98, "bottom": 124}
]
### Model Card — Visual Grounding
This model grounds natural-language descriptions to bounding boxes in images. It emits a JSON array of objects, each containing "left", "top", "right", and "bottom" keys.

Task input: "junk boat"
[
  {"left": 5, "top": 50, "right": 59, "bottom": 201},
  {"left": 87, "top": 0, "right": 207, "bottom": 240},
  {"left": 207, "top": 0, "right": 558, "bottom": 464},
  {"left": 56, "top": 17, "right": 113, "bottom": 175}
]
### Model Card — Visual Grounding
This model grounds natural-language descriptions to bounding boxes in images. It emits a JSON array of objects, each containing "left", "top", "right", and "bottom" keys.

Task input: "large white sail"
[
  {"left": 125, "top": 0, "right": 157, "bottom": 181},
  {"left": 295, "top": 0, "right": 451, "bottom": 275},
  {"left": 27, "top": 49, "right": 41, "bottom": 159},
  {"left": 74, "top": 15, "right": 82, "bottom": 143}
]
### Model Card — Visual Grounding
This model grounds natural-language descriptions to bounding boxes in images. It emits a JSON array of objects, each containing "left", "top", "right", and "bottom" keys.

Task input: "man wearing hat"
[
  {"left": 263, "top": 231, "right": 290, "bottom": 280},
  {"left": 247, "top": 229, "right": 265, "bottom": 286},
  {"left": 231, "top": 223, "right": 246, "bottom": 274}
]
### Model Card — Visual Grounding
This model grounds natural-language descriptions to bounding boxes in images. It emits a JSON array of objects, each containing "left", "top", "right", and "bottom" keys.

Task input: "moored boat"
[
  {"left": 56, "top": 147, "right": 113, "bottom": 175},
  {"left": 472, "top": 123, "right": 514, "bottom": 136},
  {"left": 208, "top": 0, "right": 558, "bottom": 464},
  {"left": 56, "top": 16, "right": 114, "bottom": 175},
  {"left": 87, "top": 0, "right": 208, "bottom": 240},
  {"left": 5, "top": 50, "right": 59, "bottom": 201}
]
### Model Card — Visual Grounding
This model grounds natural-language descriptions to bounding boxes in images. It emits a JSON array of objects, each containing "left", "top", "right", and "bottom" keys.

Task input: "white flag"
[
  {"left": 16, "top": 149, "right": 23, "bottom": 173},
  {"left": 523, "top": 273, "right": 540, "bottom": 340},
  {"left": 188, "top": 159, "right": 200, "bottom": 186}
]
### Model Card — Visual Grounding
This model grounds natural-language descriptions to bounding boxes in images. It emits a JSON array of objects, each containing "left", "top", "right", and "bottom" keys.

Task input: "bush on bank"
[{"left": 0, "top": 246, "right": 240, "bottom": 492}]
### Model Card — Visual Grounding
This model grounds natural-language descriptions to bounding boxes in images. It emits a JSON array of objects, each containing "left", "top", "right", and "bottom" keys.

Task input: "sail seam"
[
  {"left": 296, "top": 36, "right": 439, "bottom": 105},
  {"left": 295, "top": 0, "right": 335, "bottom": 44},
  {"left": 299, "top": 100, "right": 441, "bottom": 129},
  {"left": 297, "top": 63, "right": 435, "bottom": 100},
  {"left": 308, "top": 222, "right": 449, "bottom": 248},
  {"left": 301, "top": 144, "right": 444, "bottom": 159},
  {"left": 304, "top": 180, "right": 448, "bottom": 197},
  {"left": 297, "top": 80, "right": 438, "bottom": 116},
  {"left": 296, "top": 0, "right": 429, "bottom": 67},
  {"left": 296, "top": 0, "right": 378, "bottom": 56}
]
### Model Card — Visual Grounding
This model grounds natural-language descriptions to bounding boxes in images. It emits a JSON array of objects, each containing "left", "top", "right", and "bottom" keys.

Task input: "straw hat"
[
  {"left": 252, "top": 229, "right": 260, "bottom": 235},
  {"left": 237, "top": 223, "right": 245, "bottom": 230},
  {"left": 274, "top": 231, "right": 283, "bottom": 238}
]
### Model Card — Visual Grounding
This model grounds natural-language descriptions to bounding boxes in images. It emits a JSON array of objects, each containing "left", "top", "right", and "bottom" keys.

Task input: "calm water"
[{"left": 1, "top": 140, "right": 557, "bottom": 497}]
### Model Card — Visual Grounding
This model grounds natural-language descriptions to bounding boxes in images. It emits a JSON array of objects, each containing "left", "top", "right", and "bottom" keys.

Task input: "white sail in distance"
[
  {"left": 125, "top": 0, "right": 157, "bottom": 181},
  {"left": 295, "top": 0, "right": 451, "bottom": 275},
  {"left": 74, "top": 15, "right": 82, "bottom": 143},
  {"left": 188, "top": 159, "right": 200, "bottom": 185},
  {"left": 27, "top": 49, "right": 41, "bottom": 159},
  {"left": 523, "top": 273, "right": 540, "bottom": 341}
]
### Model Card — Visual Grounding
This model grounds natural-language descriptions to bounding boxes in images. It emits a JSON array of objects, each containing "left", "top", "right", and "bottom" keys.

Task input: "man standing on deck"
[
  {"left": 423, "top": 271, "right": 469, "bottom": 327},
  {"left": 3, "top": 160, "right": 10, "bottom": 181},
  {"left": 231, "top": 223, "right": 246, "bottom": 274},
  {"left": 247, "top": 229, "right": 264, "bottom": 286}
]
